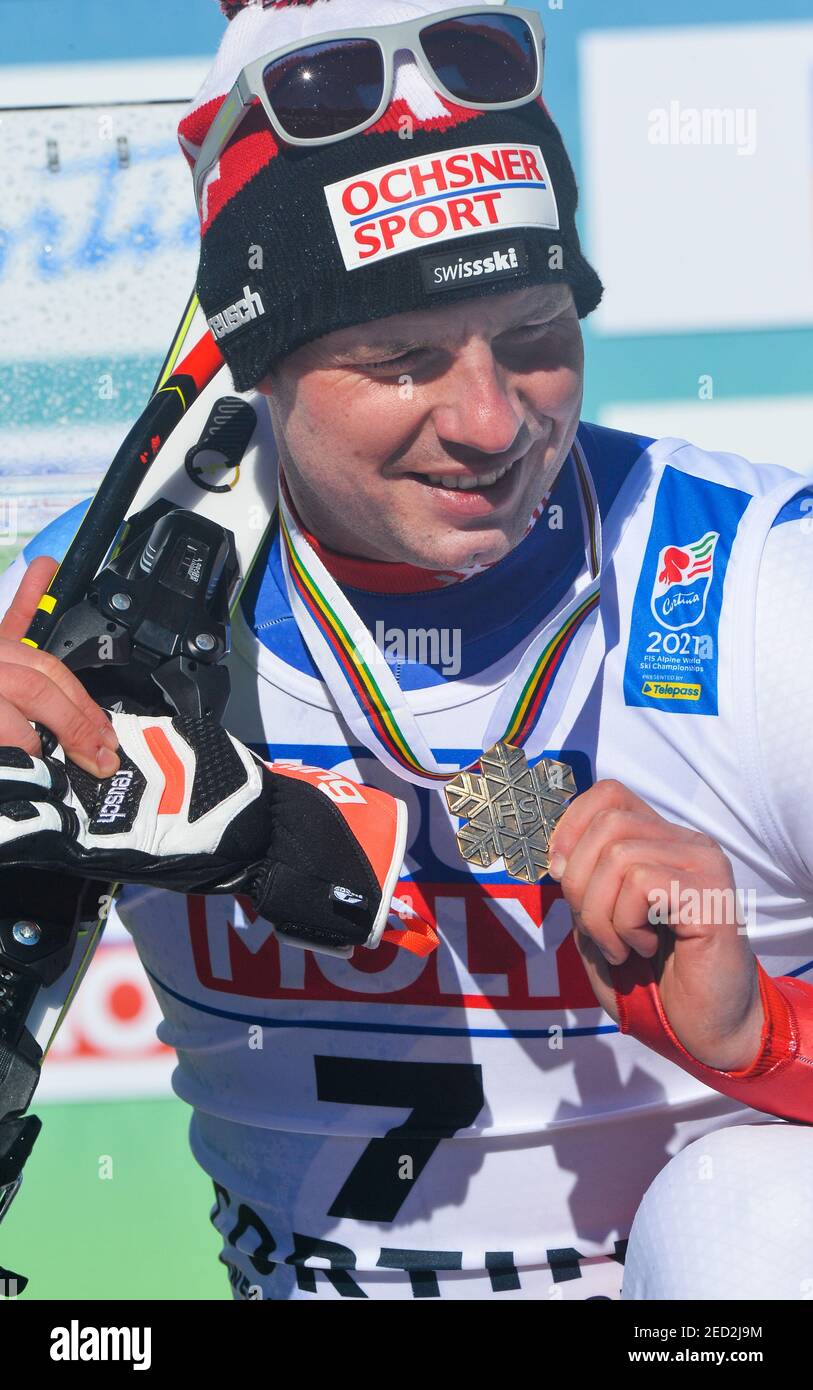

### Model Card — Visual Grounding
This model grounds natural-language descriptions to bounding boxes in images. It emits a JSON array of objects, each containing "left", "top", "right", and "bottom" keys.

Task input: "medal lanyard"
[{"left": 279, "top": 437, "right": 602, "bottom": 791}]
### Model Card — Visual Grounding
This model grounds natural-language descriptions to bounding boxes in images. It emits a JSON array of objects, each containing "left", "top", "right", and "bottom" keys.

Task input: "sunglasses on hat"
[{"left": 193, "top": 5, "right": 545, "bottom": 210}]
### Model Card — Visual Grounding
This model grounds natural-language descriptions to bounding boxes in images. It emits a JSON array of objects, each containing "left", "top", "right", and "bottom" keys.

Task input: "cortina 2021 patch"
[
  {"left": 420, "top": 240, "right": 529, "bottom": 294},
  {"left": 623, "top": 465, "right": 751, "bottom": 716}
]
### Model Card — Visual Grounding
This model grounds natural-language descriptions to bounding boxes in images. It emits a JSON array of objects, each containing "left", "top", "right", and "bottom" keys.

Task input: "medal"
[
  {"left": 445, "top": 740, "right": 576, "bottom": 882},
  {"left": 278, "top": 436, "right": 602, "bottom": 793}
]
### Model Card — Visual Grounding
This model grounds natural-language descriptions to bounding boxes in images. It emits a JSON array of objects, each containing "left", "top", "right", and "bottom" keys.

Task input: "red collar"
[{"left": 299, "top": 540, "right": 463, "bottom": 593}]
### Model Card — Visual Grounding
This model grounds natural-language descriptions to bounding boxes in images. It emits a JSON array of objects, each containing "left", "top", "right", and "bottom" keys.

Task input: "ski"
[{"left": 0, "top": 290, "right": 280, "bottom": 1290}]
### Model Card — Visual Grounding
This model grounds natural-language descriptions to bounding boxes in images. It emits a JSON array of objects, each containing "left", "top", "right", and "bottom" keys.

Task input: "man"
[{"left": 1, "top": 0, "right": 812, "bottom": 1300}]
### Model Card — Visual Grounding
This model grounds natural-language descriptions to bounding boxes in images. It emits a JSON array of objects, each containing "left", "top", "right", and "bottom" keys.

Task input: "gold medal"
[{"left": 445, "top": 741, "right": 577, "bottom": 883}]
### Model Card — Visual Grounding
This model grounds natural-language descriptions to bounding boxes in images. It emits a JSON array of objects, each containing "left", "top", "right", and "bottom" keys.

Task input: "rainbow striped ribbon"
[{"left": 279, "top": 439, "right": 602, "bottom": 790}]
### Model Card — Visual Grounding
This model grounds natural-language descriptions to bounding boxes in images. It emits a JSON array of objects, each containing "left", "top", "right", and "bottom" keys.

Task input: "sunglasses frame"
[{"left": 193, "top": 5, "right": 545, "bottom": 210}]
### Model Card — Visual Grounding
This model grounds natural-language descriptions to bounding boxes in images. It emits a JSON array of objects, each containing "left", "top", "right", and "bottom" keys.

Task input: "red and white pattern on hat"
[{"left": 179, "top": 0, "right": 496, "bottom": 236}]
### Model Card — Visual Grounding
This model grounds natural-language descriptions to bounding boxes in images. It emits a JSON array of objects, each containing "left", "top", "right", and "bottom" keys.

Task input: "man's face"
[{"left": 257, "top": 282, "right": 584, "bottom": 571}]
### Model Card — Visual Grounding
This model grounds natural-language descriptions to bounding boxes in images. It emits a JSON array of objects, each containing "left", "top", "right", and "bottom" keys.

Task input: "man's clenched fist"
[{"left": 548, "top": 779, "right": 764, "bottom": 1071}]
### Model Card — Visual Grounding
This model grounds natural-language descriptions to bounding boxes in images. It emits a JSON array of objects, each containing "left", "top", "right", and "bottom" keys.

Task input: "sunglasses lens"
[
  {"left": 263, "top": 39, "right": 385, "bottom": 140},
  {"left": 420, "top": 15, "right": 538, "bottom": 105}
]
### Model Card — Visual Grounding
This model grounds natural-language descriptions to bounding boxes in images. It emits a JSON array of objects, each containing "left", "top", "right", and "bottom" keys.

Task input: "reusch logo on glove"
[
  {"left": 324, "top": 143, "right": 559, "bottom": 271},
  {"left": 96, "top": 770, "right": 136, "bottom": 826},
  {"left": 420, "top": 240, "right": 529, "bottom": 294}
]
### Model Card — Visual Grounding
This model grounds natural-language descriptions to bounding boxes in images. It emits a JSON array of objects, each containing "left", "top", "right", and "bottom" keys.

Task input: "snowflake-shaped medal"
[{"left": 444, "top": 741, "right": 577, "bottom": 882}]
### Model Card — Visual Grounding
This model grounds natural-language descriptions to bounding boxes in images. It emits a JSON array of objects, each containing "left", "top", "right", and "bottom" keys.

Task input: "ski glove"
[{"left": 0, "top": 712, "right": 408, "bottom": 957}]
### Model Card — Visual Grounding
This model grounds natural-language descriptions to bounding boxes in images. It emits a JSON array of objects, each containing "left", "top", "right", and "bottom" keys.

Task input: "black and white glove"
[{"left": 0, "top": 712, "right": 408, "bottom": 956}]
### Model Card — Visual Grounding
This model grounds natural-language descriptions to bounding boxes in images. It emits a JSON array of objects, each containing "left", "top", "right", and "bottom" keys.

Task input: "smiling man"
[
  {"left": 259, "top": 280, "right": 582, "bottom": 570},
  {"left": 2, "top": 0, "right": 813, "bottom": 1302}
]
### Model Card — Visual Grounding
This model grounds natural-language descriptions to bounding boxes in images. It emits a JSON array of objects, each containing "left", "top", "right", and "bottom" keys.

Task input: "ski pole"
[{"left": 23, "top": 318, "right": 223, "bottom": 654}]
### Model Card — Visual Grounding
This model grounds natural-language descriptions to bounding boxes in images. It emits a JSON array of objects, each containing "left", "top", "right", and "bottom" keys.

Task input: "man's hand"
[
  {"left": 548, "top": 779, "right": 764, "bottom": 1071},
  {"left": 0, "top": 556, "right": 120, "bottom": 778}
]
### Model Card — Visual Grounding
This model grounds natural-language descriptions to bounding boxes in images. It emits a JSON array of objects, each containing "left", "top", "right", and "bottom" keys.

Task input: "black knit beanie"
[{"left": 179, "top": 0, "right": 603, "bottom": 390}]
